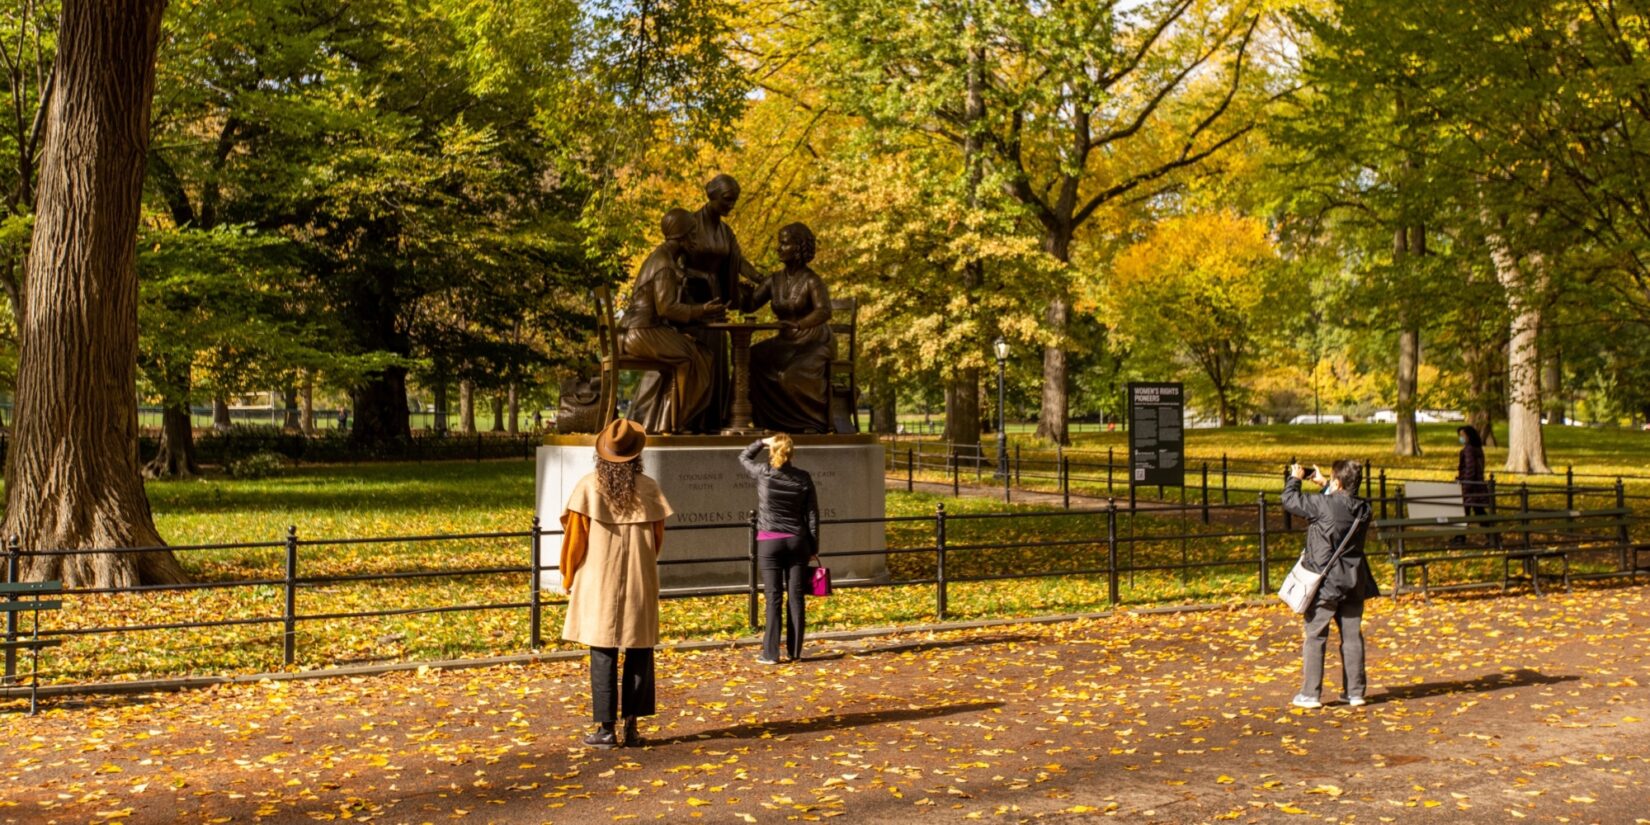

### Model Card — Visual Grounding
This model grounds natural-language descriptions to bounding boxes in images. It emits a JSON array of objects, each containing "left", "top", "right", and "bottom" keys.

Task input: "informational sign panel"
[{"left": 1128, "top": 382, "right": 1184, "bottom": 488}]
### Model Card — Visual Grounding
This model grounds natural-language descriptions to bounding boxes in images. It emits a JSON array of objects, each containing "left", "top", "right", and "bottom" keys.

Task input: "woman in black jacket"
[
  {"left": 1456, "top": 425, "right": 1489, "bottom": 517},
  {"left": 739, "top": 434, "right": 819, "bottom": 664},
  {"left": 1282, "top": 460, "right": 1379, "bottom": 709}
]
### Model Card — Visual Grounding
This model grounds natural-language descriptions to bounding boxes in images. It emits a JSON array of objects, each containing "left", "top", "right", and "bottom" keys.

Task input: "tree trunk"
[
  {"left": 349, "top": 366, "right": 412, "bottom": 446},
  {"left": 2, "top": 0, "right": 187, "bottom": 587},
  {"left": 1217, "top": 388, "right": 1236, "bottom": 427},
  {"left": 433, "top": 375, "right": 449, "bottom": 434},
  {"left": 281, "top": 383, "right": 300, "bottom": 432},
  {"left": 212, "top": 393, "right": 231, "bottom": 431},
  {"left": 871, "top": 366, "right": 897, "bottom": 434},
  {"left": 490, "top": 393, "right": 504, "bottom": 432},
  {"left": 1035, "top": 294, "right": 1071, "bottom": 446},
  {"left": 143, "top": 363, "right": 199, "bottom": 480},
  {"left": 1463, "top": 336, "right": 1499, "bottom": 448},
  {"left": 946, "top": 37, "right": 985, "bottom": 461},
  {"left": 1540, "top": 339, "right": 1563, "bottom": 424},
  {"left": 458, "top": 379, "right": 475, "bottom": 434},
  {"left": 1391, "top": 225, "right": 1423, "bottom": 456},
  {"left": 1485, "top": 222, "right": 1550, "bottom": 473},
  {"left": 506, "top": 383, "right": 520, "bottom": 434},
  {"left": 945, "top": 369, "right": 981, "bottom": 464},
  {"left": 300, "top": 371, "right": 315, "bottom": 436}
]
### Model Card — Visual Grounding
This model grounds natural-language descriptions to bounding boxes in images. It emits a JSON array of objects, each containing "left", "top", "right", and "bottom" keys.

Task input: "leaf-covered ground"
[{"left": 3, "top": 585, "right": 1648, "bottom": 823}]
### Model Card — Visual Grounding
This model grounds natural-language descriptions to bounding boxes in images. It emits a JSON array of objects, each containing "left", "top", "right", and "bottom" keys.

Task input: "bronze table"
[{"left": 705, "top": 321, "right": 782, "bottom": 436}]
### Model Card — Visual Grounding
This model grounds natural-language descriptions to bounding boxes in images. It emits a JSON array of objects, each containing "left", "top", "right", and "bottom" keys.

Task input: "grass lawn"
[{"left": 11, "top": 422, "right": 1648, "bottom": 684}]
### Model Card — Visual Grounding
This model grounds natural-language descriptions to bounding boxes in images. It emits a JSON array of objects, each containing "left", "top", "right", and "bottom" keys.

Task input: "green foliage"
[{"left": 225, "top": 451, "right": 285, "bottom": 480}]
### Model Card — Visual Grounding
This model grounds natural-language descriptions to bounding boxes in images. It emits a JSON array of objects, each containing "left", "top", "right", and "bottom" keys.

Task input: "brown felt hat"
[{"left": 595, "top": 419, "right": 647, "bottom": 463}]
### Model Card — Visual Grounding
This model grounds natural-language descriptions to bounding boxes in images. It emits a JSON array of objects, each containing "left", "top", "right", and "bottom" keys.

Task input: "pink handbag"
[{"left": 810, "top": 565, "right": 832, "bottom": 597}]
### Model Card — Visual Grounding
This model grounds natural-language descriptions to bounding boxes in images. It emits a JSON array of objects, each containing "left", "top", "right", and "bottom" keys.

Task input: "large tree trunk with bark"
[
  {"left": 506, "top": 384, "right": 520, "bottom": 434},
  {"left": 143, "top": 363, "right": 199, "bottom": 480},
  {"left": 870, "top": 365, "right": 897, "bottom": 434},
  {"left": 2, "top": 0, "right": 187, "bottom": 587},
  {"left": 490, "top": 394, "right": 504, "bottom": 432},
  {"left": 1392, "top": 226, "right": 1423, "bottom": 457},
  {"left": 350, "top": 366, "right": 412, "bottom": 446},
  {"left": 1462, "top": 335, "right": 1500, "bottom": 448},
  {"left": 300, "top": 372, "right": 315, "bottom": 436},
  {"left": 1485, "top": 222, "right": 1551, "bottom": 473},
  {"left": 458, "top": 379, "right": 475, "bottom": 434},
  {"left": 1540, "top": 339, "right": 1563, "bottom": 424},
  {"left": 945, "top": 370, "right": 981, "bottom": 466},
  {"left": 212, "top": 393, "right": 231, "bottom": 431},
  {"left": 281, "top": 383, "right": 300, "bottom": 432}
]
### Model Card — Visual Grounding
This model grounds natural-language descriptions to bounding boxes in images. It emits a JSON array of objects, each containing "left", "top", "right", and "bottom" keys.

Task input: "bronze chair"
[
  {"left": 826, "top": 297, "right": 859, "bottom": 433},
  {"left": 593, "top": 286, "right": 681, "bottom": 432}
]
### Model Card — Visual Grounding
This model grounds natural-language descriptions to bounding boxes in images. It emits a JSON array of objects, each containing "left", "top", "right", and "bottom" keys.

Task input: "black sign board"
[{"left": 1128, "top": 382, "right": 1184, "bottom": 487}]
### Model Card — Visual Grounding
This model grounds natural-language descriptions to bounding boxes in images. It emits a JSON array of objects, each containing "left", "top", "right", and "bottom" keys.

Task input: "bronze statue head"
[
  {"left": 704, "top": 174, "right": 741, "bottom": 218},
  {"left": 777, "top": 222, "right": 816, "bottom": 266},
  {"left": 662, "top": 207, "right": 699, "bottom": 254}
]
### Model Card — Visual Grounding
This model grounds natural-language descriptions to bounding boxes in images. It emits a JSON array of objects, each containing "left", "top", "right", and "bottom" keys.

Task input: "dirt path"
[{"left": 4, "top": 585, "right": 1648, "bottom": 824}]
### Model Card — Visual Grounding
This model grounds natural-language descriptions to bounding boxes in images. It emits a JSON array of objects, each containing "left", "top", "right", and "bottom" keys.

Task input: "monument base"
[{"left": 536, "top": 434, "right": 887, "bottom": 591}]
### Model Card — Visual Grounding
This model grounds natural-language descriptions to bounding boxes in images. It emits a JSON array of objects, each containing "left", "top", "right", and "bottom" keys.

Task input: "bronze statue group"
[{"left": 621, "top": 174, "right": 836, "bottom": 435}]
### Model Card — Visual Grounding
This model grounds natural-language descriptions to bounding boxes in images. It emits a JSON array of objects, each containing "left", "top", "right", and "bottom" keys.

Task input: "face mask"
[{"left": 1459, "top": 435, "right": 1467, "bottom": 445}]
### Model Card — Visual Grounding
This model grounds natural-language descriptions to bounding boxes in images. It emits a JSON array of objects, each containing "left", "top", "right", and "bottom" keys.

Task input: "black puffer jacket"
[
  {"left": 739, "top": 441, "right": 820, "bottom": 545},
  {"left": 1281, "top": 476, "right": 1380, "bottom": 603}
]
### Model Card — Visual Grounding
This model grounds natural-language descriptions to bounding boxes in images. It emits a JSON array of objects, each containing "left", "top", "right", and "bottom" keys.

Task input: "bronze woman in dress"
[
  {"left": 622, "top": 208, "right": 728, "bottom": 433},
  {"left": 749, "top": 223, "right": 835, "bottom": 433},
  {"left": 677, "top": 174, "right": 762, "bottom": 432}
]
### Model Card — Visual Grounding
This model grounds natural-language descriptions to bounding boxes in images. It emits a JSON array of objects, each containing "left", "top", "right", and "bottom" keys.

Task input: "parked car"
[
  {"left": 1289, "top": 414, "right": 1347, "bottom": 425},
  {"left": 1369, "top": 409, "right": 1396, "bottom": 424}
]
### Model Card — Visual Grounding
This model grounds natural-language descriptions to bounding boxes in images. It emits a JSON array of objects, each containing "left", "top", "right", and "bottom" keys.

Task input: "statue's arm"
[{"left": 653, "top": 269, "right": 703, "bottom": 324}]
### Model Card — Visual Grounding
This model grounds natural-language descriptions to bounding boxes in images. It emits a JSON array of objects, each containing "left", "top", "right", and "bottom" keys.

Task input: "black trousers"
[
  {"left": 589, "top": 646, "right": 655, "bottom": 724},
  {"left": 758, "top": 536, "right": 810, "bottom": 661}
]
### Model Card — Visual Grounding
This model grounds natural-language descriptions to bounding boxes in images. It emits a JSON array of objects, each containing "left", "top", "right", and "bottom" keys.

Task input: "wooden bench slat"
[
  {"left": 0, "top": 581, "right": 62, "bottom": 594},
  {"left": 0, "top": 600, "right": 61, "bottom": 614}
]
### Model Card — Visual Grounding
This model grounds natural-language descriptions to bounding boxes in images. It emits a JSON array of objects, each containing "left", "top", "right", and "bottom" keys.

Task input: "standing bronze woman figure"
[
  {"left": 679, "top": 174, "right": 762, "bottom": 432},
  {"left": 748, "top": 223, "right": 835, "bottom": 434}
]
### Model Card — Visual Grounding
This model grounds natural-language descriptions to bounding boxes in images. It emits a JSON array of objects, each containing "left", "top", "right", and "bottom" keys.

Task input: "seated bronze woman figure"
[{"left": 748, "top": 223, "right": 835, "bottom": 434}]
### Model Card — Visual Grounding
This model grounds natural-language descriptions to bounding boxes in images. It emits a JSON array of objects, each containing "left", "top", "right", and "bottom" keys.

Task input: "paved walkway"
[{"left": 4, "top": 586, "right": 1648, "bottom": 824}]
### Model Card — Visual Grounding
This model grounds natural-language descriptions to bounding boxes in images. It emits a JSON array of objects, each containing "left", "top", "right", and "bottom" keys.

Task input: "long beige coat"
[{"left": 560, "top": 473, "right": 672, "bottom": 649}]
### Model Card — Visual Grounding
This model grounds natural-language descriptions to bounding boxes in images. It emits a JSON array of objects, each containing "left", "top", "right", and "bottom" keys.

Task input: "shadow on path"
[
  {"left": 1378, "top": 668, "right": 1577, "bottom": 703},
  {"left": 646, "top": 700, "right": 1003, "bottom": 746},
  {"left": 845, "top": 633, "right": 1039, "bottom": 658}
]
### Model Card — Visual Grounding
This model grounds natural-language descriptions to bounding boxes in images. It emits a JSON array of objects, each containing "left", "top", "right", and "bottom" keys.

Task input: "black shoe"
[
  {"left": 582, "top": 727, "right": 618, "bottom": 749},
  {"left": 622, "top": 717, "right": 642, "bottom": 747}
]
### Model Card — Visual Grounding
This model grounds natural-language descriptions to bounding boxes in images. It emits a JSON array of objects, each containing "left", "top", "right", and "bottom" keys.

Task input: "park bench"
[
  {"left": 2, "top": 579, "right": 62, "bottom": 715},
  {"left": 1374, "top": 508, "right": 1636, "bottom": 599}
]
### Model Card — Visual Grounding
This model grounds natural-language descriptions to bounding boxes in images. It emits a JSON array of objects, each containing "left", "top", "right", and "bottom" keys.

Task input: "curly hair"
[
  {"left": 595, "top": 457, "right": 641, "bottom": 514},
  {"left": 778, "top": 222, "right": 816, "bottom": 265}
]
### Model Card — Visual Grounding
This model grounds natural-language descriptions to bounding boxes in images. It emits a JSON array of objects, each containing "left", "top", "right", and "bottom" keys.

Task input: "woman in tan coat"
[{"left": 560, "top": 419, "right": 673, "bottom": 748}]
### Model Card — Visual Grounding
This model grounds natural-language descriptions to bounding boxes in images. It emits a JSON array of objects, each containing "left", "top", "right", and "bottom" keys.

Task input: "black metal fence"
[{"left": 4, "top": 473, "right": 1647, "bottom": 692}]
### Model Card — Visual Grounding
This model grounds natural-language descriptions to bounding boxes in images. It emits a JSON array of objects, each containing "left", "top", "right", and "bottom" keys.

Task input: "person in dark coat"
[
  {"left": 738, "top": 433, "right": 820, "bottom": 664},
  {"left": 1456, "top": 425, "right": 1489, "bottom": 517},
  {"left": 1282, "top": 459, "right": 1379, "bottom": 709}
]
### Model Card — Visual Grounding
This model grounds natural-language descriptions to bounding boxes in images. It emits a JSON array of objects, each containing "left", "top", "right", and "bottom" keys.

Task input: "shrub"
[{"left": 227, "top": 451, "right": 285, "bottom": 479}]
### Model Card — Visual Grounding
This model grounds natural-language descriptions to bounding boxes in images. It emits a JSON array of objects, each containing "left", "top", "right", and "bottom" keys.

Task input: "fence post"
[
  {"left": 1200, "top": 463, "right": 1210, "bottom": 524},
  {"left": 952, "top": 450, "right": 960, "bottom": 497},
  {"left": 1565, "top": 466, "right": 1575, "bottom": 511},
  {"left": 1379, "top": 470, "right": 1388, "bottom": 521},
  {"left": 935, "top": 503, "right": 948, "bottom": 620},
  {"left": 1003, "top": 455, "right": 1011, "bottom": 504},
  {"left": 1487, "top": 474, "right": 1498, "bottom": 515},
  {"left": 1519, "top": 483, "right": 1531, "bottom": 551},
  {"left": 1014, "top": 444, "right": 1021, "bottom": 486},
  {"left": 1221, "top": 454, "right": 1229, "bottom": 505},
  {"left": 1061, "top": 454, "right": 1070, "bottom": 510},
  {"left": 283, "top": 525, "right": 299, "bottom": 666},
  {"left": 907, "top": 448, "right": 914, "bottom": 492},
  {"left": 747, "top": 510, "right": 760, "bottom": 631},
  {"left": 1107, "top": 499, "right": 1119, "bottom": 606},
  {"left": 1617, "top": 478, "right": 1630, "bottom": 573},
  {"left": 529, "top": 516, "right": 543, "bottom": 650},
  {"left": 1257, "top": 493, "right": 1270, "bottom": 595},
  {"left": 3, "top": 537, "right": 17, "bottom": 685},
  {"left": 1107, "top": 447, "right": 1114, "bottom": 496},
  {"left": 1282, "top": 458, "right": 1295, "bottom": 532},
  {"left": 1364, "top": 460, "right": 1374, "bottom": 498}
]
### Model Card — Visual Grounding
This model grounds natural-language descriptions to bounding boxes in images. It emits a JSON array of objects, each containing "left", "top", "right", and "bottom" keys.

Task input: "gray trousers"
[{"left": 1301, "top": 597, "right": 1366, "bottom": 699}]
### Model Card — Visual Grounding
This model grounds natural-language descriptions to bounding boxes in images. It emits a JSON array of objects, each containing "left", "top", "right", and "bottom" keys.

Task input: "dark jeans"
[
  {"left": 1301, "top": 597, "right": 1366, "bottom": 699},
  {"left": 589, "top": 646, "right": 655, "bottom": 724},
  {"left": 759, "top": 536, "right": 810, "bottom": 661}
]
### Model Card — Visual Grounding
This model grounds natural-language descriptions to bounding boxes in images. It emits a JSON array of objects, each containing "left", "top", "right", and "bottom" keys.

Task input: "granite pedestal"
[{"left": 536, "top": 434, "right": 887, "bottom": 591}]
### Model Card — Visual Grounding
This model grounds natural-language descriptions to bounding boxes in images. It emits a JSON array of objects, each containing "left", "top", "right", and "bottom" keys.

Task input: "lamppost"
[{"left": 994, "top": 336, "right": 1010, "bottom": 480}]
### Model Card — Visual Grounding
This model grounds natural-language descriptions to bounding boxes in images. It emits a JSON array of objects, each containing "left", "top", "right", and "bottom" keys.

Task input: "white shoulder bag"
[{"left": 1278, "top": 515, "right": 1367, "bottom": 614}]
